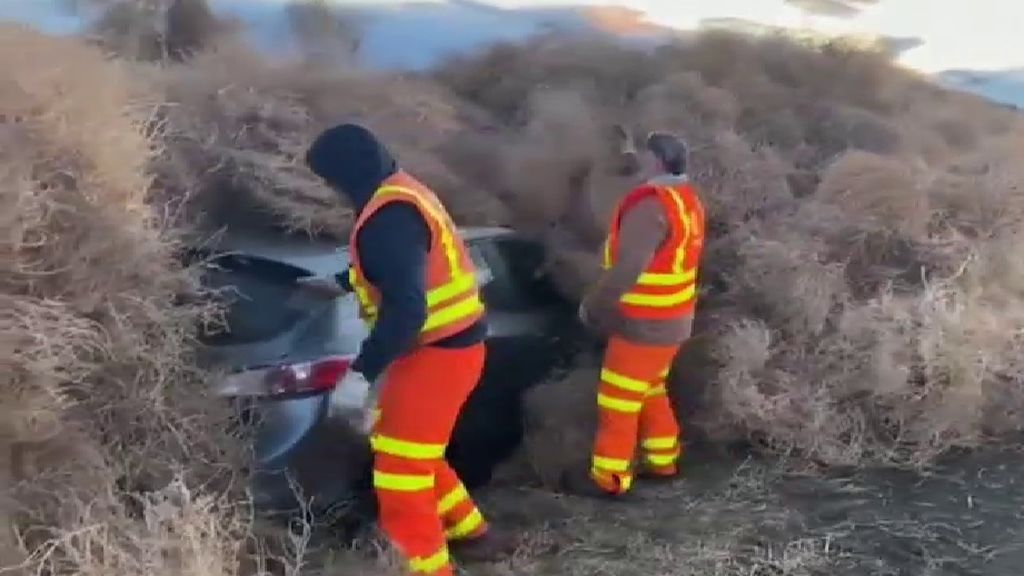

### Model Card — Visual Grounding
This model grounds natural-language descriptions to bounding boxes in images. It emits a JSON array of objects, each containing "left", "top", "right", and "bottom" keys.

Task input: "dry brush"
[
  {"left": 1, "top": 25, "right": 250, "bottom": 575},
  {"left": 5, "top": 9, "right": 1024, "bottom": 575}
]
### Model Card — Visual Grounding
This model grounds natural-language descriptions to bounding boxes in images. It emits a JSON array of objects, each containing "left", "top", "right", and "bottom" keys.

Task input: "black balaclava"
[{"left": 305, "top": 123, "right": 398, "bottom": 214}]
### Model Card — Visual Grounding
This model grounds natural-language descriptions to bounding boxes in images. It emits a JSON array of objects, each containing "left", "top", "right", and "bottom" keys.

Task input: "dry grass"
[
  {"left": 462, "top": 458, "right": 838, "bottom": 576},
  {"left": 75, "top": 0, "right": 231, "bottom": 61},
  {"left": 436, "top": 32, "right": 1024, "bottom": 469},
  {"left": 5, "top": 3, "right": 1024, "bottom": 575},
  {"left": 150, "top": 37, "right": 507, "bottom": 238},
  {"left": 1, "top": 24, "right": 250, "bottom": 574}
]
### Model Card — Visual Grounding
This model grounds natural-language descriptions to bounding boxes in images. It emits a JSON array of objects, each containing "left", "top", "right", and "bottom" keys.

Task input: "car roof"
[
  {"left": 201, "top": 226, "right": 517, "bottom": 276},
  {"left": 457, "top": 226, "right": 517, "bottom": 243}
]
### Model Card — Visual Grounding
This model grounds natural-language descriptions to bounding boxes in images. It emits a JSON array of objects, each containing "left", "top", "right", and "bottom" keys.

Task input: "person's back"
[
  {"left": 598, "top": 172, "right": 705, "bottom": 345},
  {"left": 566, "top": 130, "right": 705, "bottom": 497},
  {"left": 303, "top": 124, "right": 516, "bottom": 576}
]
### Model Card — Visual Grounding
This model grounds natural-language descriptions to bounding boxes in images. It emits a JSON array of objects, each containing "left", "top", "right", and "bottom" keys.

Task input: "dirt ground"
[{"left": 304, "top": 442, "right": 1024, "bottom": 576}]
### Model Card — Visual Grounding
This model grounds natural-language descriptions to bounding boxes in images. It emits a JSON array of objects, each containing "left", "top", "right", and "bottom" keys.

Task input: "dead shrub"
[
  {"left": 518, "top": 369, "right": 600, "bottom": 487},
  {"left": 432, "top": 32, "right": 1024, "bottom": 467},
  {"left": 9, "top": 30, "right": 1024, "bottom": 576},
  {"left": 1, "top": 25, "right": 250, "bottom": 573},
  {"left": 285, "top": 0, "right": 363, "bottom": 65},
  {"left": 77, "top": 0, "right": 231, "bottom": 62},
  {"left": 115, "top": 20, "right": 1024, "bottom": 472},
  {"left": 153, "top": 39, "right": 499, "bottom": 239},
  {"left": 816, "top": 150, "right": 930, "bottom": 237}
]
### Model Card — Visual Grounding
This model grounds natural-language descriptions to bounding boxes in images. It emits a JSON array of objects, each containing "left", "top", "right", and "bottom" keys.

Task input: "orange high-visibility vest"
[
  {"left": 602, "top": 180, "right": 705, "bottom": 319},
  {"left": 348, "top": 171, "right": 485, "bottom": 345}
]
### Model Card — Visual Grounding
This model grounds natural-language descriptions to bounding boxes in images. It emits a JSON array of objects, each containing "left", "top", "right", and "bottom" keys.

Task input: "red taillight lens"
[
  {"left": 217, "top": 356, "right": 352, "bottom": 398},
  {"left": 307, "top": 358, "right": 351, "bottom": 391},
  {"left": 267, "top": 357, "right": 352, "bottom": 396}
]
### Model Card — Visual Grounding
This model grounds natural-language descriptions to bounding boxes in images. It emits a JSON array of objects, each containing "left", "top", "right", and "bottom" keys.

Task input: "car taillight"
[
  {"left": 266, "top": 357, "right": 351, "bottom": 396},
  {"left": 216, "top": 356, "right": 353, "bottom": 398}
]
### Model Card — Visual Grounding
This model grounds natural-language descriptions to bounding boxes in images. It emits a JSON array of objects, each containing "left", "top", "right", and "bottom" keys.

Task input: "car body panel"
[{"left": 196, "top": 226, "right": 589, "bottom": 515}]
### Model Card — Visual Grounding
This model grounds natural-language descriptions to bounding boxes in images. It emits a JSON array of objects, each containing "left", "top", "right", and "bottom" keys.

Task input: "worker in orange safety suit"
[
  {"left": 563, "top": 130, "right": 705, "bottom": 497},
  {"left": 303, "top": 123, "right": 517, "bottom": 575}
]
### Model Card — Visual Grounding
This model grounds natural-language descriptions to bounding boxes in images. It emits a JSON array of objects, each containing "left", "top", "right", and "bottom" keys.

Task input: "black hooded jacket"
[{"left": 306, "top": 123, "right": 485, "bottom": 381}]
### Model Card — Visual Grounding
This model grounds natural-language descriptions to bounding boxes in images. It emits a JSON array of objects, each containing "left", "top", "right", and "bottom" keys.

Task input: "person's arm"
[
  {"left": 582, "top": 196, "right": 668, "bottom": 328},
  {"left": 349, "top": 203, "right": 430, "bottom": 383}
]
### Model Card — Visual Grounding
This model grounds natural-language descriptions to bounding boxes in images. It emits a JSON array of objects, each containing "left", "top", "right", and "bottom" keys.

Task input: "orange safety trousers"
[
  {"left": 591, "top": 336, "right": 683, "bottom": 494},
  {"left": 369, "top": 343, "right": 488, "bottom": 576}
]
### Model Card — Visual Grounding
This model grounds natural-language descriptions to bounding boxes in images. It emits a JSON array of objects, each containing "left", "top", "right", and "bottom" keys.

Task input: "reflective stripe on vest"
[
  {"left": 602, "top": 184, "right": 702, "bottom": 315},
  {"left": 348, "top": 178, "right": 484, "bottom": 343}
]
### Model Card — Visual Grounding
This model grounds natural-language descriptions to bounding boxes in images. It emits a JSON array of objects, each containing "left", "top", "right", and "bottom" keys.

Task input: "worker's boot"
[
  {"left": 558, "top": 466, "right": 627, "bottom": 500},
  {"left": 637, "top": 462, "right": 680, "bottom": 483},
  {"left": 449, "top": 527, "right": 520, "bottom": 564}
]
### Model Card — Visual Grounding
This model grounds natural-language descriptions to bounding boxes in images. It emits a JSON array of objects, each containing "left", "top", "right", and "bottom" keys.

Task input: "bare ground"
[{"left": 308, "top": 444, "right": 1024, "bottom": 576}]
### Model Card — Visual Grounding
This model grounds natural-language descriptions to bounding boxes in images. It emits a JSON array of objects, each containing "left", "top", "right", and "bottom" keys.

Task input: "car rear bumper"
[{"left": 250, "top": 393, "right": 373, "bottom": 515}]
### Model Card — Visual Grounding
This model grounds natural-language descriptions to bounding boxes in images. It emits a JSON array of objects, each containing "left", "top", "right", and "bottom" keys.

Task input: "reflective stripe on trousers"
[
  {"left": 639, "top": 372, "right": 682, "bottom": 471},
  {"left": 591, "top": 337, "right": 683, "bottom": 493},
  {"left": 372, "top": 344, "right": 488, "bottom": 575},
  {"left": 436, "top": 466, "right": 487, "bottom": 540}
]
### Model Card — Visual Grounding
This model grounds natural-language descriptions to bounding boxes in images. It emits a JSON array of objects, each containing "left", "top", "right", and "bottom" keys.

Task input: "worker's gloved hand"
[
  {"left": 330, "top": 369, "right": 372, "bottom": 418},
  {"left": 359, "top": 404, "right": 380, "bottom": 435},
  {"left": 579, "top": 293, "right": 617, "bottom": 334},
  {"left": 577, "top": 300, "right": 592, "bottom": 326},
  {"left": 578, "top": 292, "right": 602, "bottom": 328}
]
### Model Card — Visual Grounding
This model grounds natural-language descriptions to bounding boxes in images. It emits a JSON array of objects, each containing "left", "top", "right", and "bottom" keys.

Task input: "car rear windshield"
[{"left": 198, "top": 253, "right": 321, "bottom": 347}]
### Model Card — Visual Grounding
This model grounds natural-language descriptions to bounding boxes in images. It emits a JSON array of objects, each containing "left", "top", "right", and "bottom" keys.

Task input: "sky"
[
  {"left": 470, "top": 0, "right": 1023, "bottom": 74},
  {"left": 1, "top": 0, "right": 1021, "bottom": 104}
]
